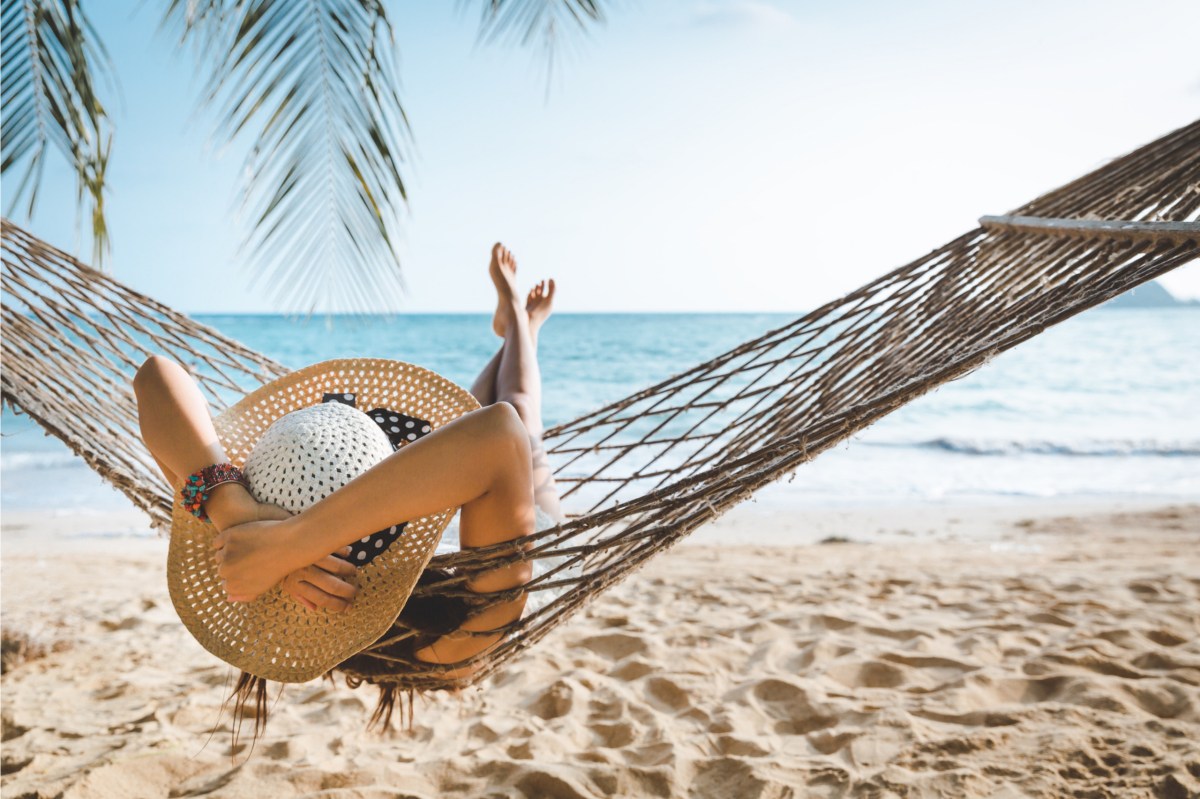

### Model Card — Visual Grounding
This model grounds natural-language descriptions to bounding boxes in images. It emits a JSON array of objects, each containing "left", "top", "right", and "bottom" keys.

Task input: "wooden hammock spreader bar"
[{"left": 979, "top": 215, "right": 1200, "bottom": 245}]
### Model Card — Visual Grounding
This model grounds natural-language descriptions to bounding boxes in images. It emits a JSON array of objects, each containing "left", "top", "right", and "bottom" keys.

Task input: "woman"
[{"left": 134, "top": 243, "right": 559, "bottom": 668}]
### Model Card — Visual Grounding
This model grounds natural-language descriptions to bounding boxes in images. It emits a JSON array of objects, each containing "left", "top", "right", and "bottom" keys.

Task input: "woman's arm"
[
  {"left": 214, "top": 402, "right": 534, "bottom": 602},
  {"left": 134, "top": 356, "right": 359, "bottom": 610}
]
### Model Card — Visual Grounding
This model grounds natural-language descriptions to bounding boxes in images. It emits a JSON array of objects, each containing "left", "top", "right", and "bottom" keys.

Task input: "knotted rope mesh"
[{"left": 3, "top": 119, "right": 1197, "bottom": 693}]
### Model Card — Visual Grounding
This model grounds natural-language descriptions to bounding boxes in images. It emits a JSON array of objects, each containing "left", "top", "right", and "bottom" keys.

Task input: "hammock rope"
[{"left": 3, "top": 119, "right": 1198, "bottom": 694}]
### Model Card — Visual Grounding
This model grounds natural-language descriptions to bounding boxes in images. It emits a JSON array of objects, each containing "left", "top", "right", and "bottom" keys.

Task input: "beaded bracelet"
[{"left": 180, "top": 462, "right": 249, "bottom": 522}]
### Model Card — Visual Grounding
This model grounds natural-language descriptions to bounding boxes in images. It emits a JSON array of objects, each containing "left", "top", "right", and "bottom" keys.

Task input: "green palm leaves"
[
  {"left": 475, "top": 0, "right": 605, "bottom": 48},
  {"left": 167, "top": 0, "right": 411, "bottom": 312},
  {"left": 1, "top": 0, "right": 112, "bottom": 264},
  {"left": 0, "top": 0, "right": 606, "bottom": 310}
]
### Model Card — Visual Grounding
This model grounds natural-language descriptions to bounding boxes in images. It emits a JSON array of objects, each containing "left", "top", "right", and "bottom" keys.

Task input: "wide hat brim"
[{"left": 167, "top": 358, "right": 480, "bottom": 683}]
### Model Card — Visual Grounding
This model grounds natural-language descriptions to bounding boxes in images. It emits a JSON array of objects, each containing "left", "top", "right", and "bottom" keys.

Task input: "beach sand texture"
[{"left": 2, "top": 504, "right": 1198, "bottom": 798}]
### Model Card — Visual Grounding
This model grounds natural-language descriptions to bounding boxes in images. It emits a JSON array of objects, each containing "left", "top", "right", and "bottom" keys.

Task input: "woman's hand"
[
  {"left": 213, "top": 516, "right": 311, "bottom": 601},
  {"left": 216, "top": 516, "right": 359, "bottom": 609},
  {"left": 281, "top": 547, "right": 359, "bottom": 612}
]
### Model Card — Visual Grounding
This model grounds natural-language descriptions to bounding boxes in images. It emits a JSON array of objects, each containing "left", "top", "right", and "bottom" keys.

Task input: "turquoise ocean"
[{"left": 2, "top": 309, "right": 1197, "bottom": 515}]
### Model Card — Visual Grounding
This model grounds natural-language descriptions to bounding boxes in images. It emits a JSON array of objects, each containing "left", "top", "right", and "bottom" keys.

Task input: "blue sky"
[{"left": 10, "top": 0, "right": 1200, "bottom": 313}]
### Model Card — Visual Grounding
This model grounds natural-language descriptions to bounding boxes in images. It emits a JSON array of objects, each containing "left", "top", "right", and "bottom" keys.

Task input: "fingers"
[
  {"left": 315, "top": 553, "right": 357, "bottom": 579},
  {"left": 302, "top": 567, "right": 359, "bottom": 601},
  {"left": 224, "top": 552, "right": 358, "bottom": 611},
  {"left": 294, "top": 579, "right": 353, "bottom": 612},
  {"left": 277, "top": 559, "right": 359, "bottom": 613}
]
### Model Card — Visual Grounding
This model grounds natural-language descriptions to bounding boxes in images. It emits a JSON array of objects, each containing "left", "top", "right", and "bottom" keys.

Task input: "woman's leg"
[
  {"left": 469, "top": 274, "right": 556, "bottom": 409},
  {"left": 483, "top": 245, "right": 563, "bottom": 520},
  {"left": 469, "top": 347, "right": 503, "bottom": 406}
]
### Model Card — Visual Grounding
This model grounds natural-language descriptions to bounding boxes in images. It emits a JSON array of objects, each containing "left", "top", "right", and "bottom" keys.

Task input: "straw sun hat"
[{"left": 167, "top": 358, "right": 480, "bottom": 683}]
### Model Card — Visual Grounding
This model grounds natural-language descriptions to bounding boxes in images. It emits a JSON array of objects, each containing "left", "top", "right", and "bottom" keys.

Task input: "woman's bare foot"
[
  {"left": 525, "top": 278, "right": 556, "bottom": 341},
  {"left": 489, "top": 243, "right": 521, "bottom": 337}
]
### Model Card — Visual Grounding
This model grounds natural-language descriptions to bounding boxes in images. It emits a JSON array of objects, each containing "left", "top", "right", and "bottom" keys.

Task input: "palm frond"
[
  {"left": 1, "top": 0, "right": 113, "bottom": 265},
  {"left": 467, "top": 0, "right": 608, "bottom": 96},
  {"left": 471, "top": 0, "right": 605, "bottom": 49},
  {"left": 166, "top": 0, "right": 410, "bottom": 313}
]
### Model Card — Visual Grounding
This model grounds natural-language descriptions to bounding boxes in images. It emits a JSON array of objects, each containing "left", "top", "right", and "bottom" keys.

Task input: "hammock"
[{"left": 3, "top": 120, "right": 1198, "bottom": 698}]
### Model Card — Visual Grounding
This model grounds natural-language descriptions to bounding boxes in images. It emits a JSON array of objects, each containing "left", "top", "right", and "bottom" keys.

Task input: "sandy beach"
[{"left": 2, "top": 501, "right": 1197, "bottom": 798}]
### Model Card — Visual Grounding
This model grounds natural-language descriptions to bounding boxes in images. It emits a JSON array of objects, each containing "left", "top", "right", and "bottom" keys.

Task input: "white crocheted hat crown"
[{"left": 244, "top": 402, "right": 393, "bottom": 514}]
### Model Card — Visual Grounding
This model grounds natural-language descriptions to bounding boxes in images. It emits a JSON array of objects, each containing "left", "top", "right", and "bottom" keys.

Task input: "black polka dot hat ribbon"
[{"left": 322, "top": 392, "right": 433, "bottom": 566}]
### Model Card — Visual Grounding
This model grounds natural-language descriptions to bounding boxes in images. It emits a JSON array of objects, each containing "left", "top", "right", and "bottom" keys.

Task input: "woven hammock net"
[{"left": 3, "top": 120, "right": 1198, "bottom": 694}]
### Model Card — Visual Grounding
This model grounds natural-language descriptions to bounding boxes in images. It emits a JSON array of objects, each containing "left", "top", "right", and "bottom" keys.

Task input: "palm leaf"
[
  {"left": 165, "top": 0, "right": 411, "bottom": 313},
  {"left": 1, "top": 0, "right": 113, "bottom": 264},
  {"left": 467, "top": 1, "right": 608, "bottom": 99},
  {"left": 470, "top": 0, "right": 605, "bottom": 49}
]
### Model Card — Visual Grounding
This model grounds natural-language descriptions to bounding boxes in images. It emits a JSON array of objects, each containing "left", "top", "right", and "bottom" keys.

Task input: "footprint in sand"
[
  {"left": 691, "top": 758, "right": 772, "bottom": 799},
  {"left": 1, "top": 712, "right": 29, "bottom": 742},
  {"left": 1095, "top": 628, "right": 1141, "bottom": 649},
  {"left": 810, "top": 613, "right": 858, "bottom": 632},
  {"left": 1122, "top": 681, "right": 1194, "bottom": 719},
  {"left": 99, "top": 617, "right": 141, "bottom": 631},
  {"left": 824, "top": 659, "right": 908, "bottom": 690},
  {"left": 1144, "top": 628, "right": 1186, "bottom": 647},
  {"left": 712, "top": 734, "right": 770, "bottom": 757},
  {"left": 879, "top": 652, "right": 977, "bottom": 674},
  {"left": 579, "top": 633, "right": 648, "bottom": 661},
  {"left": 1, "top": 752, "right": 35, "bottom": 775},
  {"left": 862, "top": 625, "right": 933, "bottom": 642},
  {"left": 468, "top": 720, "right": 501, "bottom": 744},
  {"left": 1126, "top": 578, "right": 1183, "bottom": 602},
  {"left": 643, "top": 676, "right": 690, "bottom": 712},
  {"left": 745, "top": 678, "right": 836, "bottom": 735},
  {"left": 620, "top": 739, "right": 675, "bottom": 771},
  {"left": 527, "top": 679, "right": 575, "bottom": 720},
  {"left": 1028, "top": 611, "right": 1075, "bottom": 627},
  {"left": 592, "top": 720, "right": 637, "bottom": 748},
  {"left": 586, "top": 695, "right": 626, "bottom": 723},
  {"left": 1042, "top": 652, "right": 1144, "bottom": 679},
  {"left": 807, "top": 729, "right": 861, "bottom": 755},
  {"left": 611, "top": 657, "right": 655, "bottom": 681},
  {"left": 957, "top": 673, "right": 1063, "bottom": 708},
  {"left": 1130, "top": 650, "right": 1191, "bottom": 672},
  {"left": 788, "top": 638, "right": 854, "bottom": 671}
]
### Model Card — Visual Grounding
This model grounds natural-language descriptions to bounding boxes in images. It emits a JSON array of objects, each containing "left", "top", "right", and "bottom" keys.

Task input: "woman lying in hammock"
[{"left": 133, "top": 243, "right": 561, "bottom": 669}]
